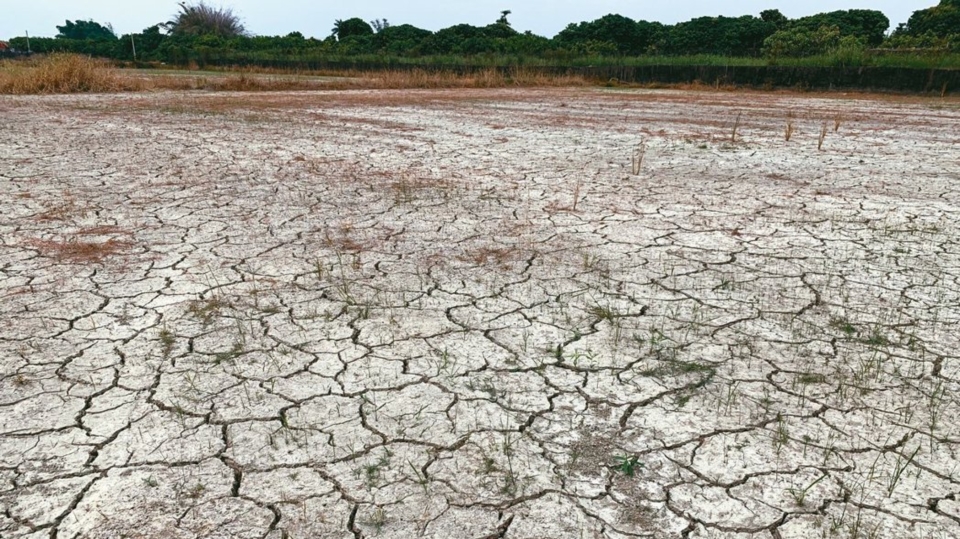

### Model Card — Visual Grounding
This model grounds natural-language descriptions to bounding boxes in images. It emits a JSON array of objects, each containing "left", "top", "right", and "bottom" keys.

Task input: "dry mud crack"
[{"left": 1, "top": 88, "right": 959, "bottom": 538}]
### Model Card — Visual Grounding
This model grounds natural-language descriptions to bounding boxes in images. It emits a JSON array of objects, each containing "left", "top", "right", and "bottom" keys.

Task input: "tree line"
[{"left": 6, "top": 1, "right": 959, "bottom": 65}]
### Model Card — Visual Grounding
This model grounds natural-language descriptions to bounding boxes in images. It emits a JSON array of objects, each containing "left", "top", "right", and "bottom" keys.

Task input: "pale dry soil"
[{"left": 1, "top": 88, "right": 959, "bottom": 539}]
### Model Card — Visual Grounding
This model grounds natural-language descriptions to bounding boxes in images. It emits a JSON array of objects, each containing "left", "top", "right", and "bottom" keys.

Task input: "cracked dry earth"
[{"left": 1, "top": 87, "right": 960, "bottom": 539}]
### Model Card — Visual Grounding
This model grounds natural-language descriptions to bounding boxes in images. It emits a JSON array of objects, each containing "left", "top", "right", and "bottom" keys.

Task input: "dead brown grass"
[
  {"left": 144, "top": 71, "right": 323, "bottom": 92},
  {"left": 0, "top": 54, "right": 141, "bottom": 94},
  {"left": 389, "top": 175, "right": 453, "bottom": 204},
  {"left": 74, "top": 225, "right": 133, "bottom": 237},
  {"left": 3, "top": 56, "right": 590, "bottom": 95},
  {"left": 334, "top": 68, "right": 589, "bottom": 89},
  {"left": 143, "top": 66, "right": 589, "bottom": 92},
  {"left": 35, "top": 198, "right": 88, "bottom": 222},
  {"left": 27, "top": 238, "right": 132, "bottom": 263},
  {"left": 457, "top": 244, "right": 532, "bottom": 270}
]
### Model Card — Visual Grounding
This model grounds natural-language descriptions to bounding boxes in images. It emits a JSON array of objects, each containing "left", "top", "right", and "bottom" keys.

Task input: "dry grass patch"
[
  {"left": 389, "top": 175, "right": 454, "bottom": 204},
  {"left": 458, "top": 245, "right": 531, "bottom": 269},
  {"left": 2, "top": 56, "right": 589, "bottom": 95},
  {"left": 145, "top": 71, "right": 326, "bottom": 92},
  {"left": 144, "top": 66, "right": 589, "bottom": 92},
  {"left": 148, "top": 65, "right": 589, "bottom": 89},
  {"left": 344, "top": 67, "right": 588, "bottom": 89},
  {"left": 34, "top": 198, "right": 89, "bottom": 222},
  {"left": 74, "top": 88, "right": 584, "bottom": 120},
  {"left": 321, "top": 221, "right": 375, "bottom": 255},
  {"left": 27, "top": 237, "right": 133, "bottom": 263},
  {"left": 0, "top": 55, "right": 324, "bottom": 94},
  {"left": 74, "top": 225, "right": 134, "bottom": 237},
  {"left": 335, "top": 115, "right": 423, "bottom": 132},
  {"left": 0, "top": 54, "right": 139, "bottom": 94}
]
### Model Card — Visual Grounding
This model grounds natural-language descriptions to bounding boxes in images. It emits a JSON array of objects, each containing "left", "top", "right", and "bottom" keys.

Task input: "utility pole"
[
  {"left": 131, "top": 34, "right": 137, "bottom": 61},
  {"left": 25, "top": 31, "right": 31, "bottom": 53}
]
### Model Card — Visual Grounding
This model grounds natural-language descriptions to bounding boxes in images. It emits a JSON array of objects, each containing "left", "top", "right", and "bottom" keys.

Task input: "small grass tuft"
[
  {"left": 797, "top": 372, "right": 828, "bottom": 384},
  {"left": 863, "top": 331, "right": 890, "bottom": 347},
  {"left": 613, "top": 455, "right": 644, "bottom": 477},
  {"left": 159, "top": 326, "right": 176, "bottom": 358},
  {"left": 589, "top": 305, "right": 619, "bottom": 322},
  {"left": 187, "top": 296, "right": 229, "bottom": 326},
  {"left": 185, "top": 483, "right": 205, "bottom": 499},
  {"left": 214, "top": 342, "right": 244, "bottom": 364},
  {"left": 829, "top": 316, "right": 857, "bottom": 336}
]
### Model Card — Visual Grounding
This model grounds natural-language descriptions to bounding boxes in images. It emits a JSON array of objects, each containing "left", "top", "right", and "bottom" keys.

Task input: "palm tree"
[
  {"left": 330, "top": 18, "right": 374, "bottom": 41},
  {"left": 331, "top": 19, "right": 346, "bottom": 39},
  {"left": 165, "top": 2, "right": 247, "bottom": 37}
]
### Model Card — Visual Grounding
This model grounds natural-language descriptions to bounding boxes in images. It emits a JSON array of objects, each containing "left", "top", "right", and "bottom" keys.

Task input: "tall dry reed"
[
  {"left": 0, "top": 54, "right": 141, "bottom": 94},
  {"left": 2, "top": 56, "right": 589, "bottom": 94}
]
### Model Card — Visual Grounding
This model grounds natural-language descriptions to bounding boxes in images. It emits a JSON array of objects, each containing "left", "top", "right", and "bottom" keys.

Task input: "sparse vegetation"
[
  {"left": 26, "top": 236, "right": 132, "bottom": 262},
  {"left": 159, "top": 326, "right": 175, "bottom": 358},
  {"left": 830, "top": 316, "right": 857, "bottom": 335},
  {"left": 1, "top": 56, "right": 591, "bottom": 94},
  {"left": 187, "top": 295, "right": 230, "bottom": 326},
  {"left": 4, "top": 74, "right": 959, "bottom": 537},
  {"left": 787, "top": 473, "right": 826, "bottom": 507},
  {"left": 185, "top": 482, "right": 206, "bottom": 498},
  {"left": 614, "top": 455, "right": 644, "bottom": 476}
]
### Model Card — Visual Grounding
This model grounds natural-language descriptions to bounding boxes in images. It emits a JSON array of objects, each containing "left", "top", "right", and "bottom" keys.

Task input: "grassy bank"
[
  {"left": 143, "top": 50, "right": 960, "bottom": 71},
  {"left": 0, "top": 54, "right": 591, "bottom": 94},
  {"left": 3, "top": 53, "right": 957, "bottom": 96}
]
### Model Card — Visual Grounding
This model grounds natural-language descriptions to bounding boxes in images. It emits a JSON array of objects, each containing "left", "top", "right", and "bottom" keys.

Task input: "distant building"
[{"left": 0, "top": 41, "right": 9, "bottom": 51}]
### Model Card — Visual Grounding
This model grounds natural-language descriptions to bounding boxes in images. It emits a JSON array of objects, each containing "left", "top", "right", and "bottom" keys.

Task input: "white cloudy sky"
[{"left": 2, "top": 1, "right": 938, "bottom": 40}]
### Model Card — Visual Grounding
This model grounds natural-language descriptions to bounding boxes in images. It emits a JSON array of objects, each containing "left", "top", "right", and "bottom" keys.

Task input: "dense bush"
[
  {"left": 788, "top": 10, "right": 889, "bottom": 47},
  {"left": 11, "top": 4, "right": 960, "bottom": 68},
  {"left": 896, "top": 0, "right": 960, "bottom": 38},
  {"left": 555, "top": 14, "right": 662, "bottom": 55},
  {"left": 883, "top": 32, "right": 960, "bottom": 52}
]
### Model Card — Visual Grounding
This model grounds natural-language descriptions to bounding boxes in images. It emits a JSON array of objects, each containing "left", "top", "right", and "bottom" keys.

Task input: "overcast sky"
[{"left": 2, "top": 1, "right": 938, "bottom": 40}]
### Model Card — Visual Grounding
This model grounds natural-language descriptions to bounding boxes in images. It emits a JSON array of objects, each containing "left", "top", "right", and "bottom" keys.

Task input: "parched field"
[{"left": 1, "top": 87, "right": 959, "bottom": 539}]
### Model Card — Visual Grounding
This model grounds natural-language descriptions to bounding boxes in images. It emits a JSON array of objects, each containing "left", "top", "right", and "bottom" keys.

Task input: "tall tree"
[
  {"left": 555, "top": 14, "right": 661, "bottom": 55},
  {"left": 898, "top": 0, "right": 960, "bottom": 37},
  {"left": 165, "top": 2, "right": 247, "bottom": 38},
  {"left": 56, "top": 20, "right": 117, "bottom": 40},
  {"left": 375, "top": 24, "right": 432, "bottom": 55},
  {"left": 664, "top": 15, "right": 777, "bottom": 56},
  {"left": 760, "top": 9, "right": 788, "bottom": 29},
  {"left": 331, "top": 18, "right": 374, "bottom": 41},
  {"left": 789, "top": 10, "right": 888, "bottom": 46}
]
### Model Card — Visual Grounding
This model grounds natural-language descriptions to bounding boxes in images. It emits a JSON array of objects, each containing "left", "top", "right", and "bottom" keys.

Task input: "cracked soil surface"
[{"left": 2, "top": 87, "right": 960, "bottom": 538}]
